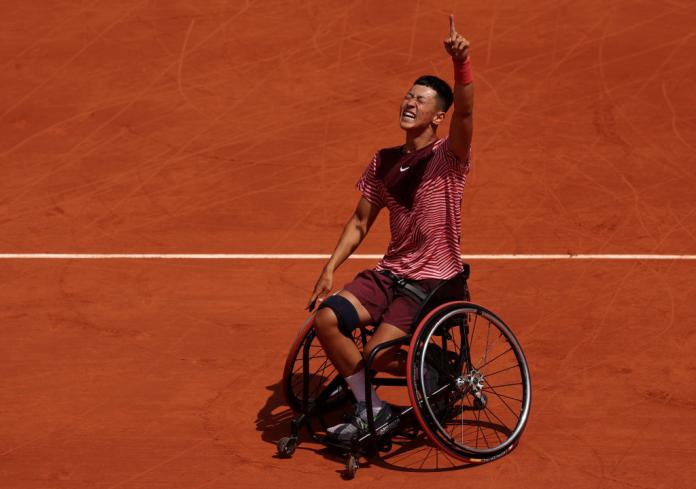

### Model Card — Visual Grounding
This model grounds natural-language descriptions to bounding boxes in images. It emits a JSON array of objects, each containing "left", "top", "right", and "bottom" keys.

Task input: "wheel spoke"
[
  {"left": 479, "top": 401, "right": 513, "bottom": 436},
  {"left": 308, "top": 350, "right": 328, "bottom": 360},
  {"left": 460, "top": 391, "right": 465, "bottom": 446},
  {"left": 476, "top": 346, "right": 513, "bottom": 371},
  {"left": 482, "top": 363, "right": 518, "bottom": 378},
  {"left": 481, "top": 407, "right": 504, "bottom": 445},
  {"left": 475, "top": 400, "right": 489, "bottom": 448},
  {"left": 486, "top": 384, "right": 522, "bottom": 419},
  {"left": 486, "top": 381, "right": 522, "bottom": 389},
  {"left": 451, "top": 325, "right": 461, "bottom": 353},
  {"left": 486, "top": 390, "right": 522, "bottom": 403},
  {"left": 469, "top": 313, "right": 478, "bottom": 358},
  {"left": 312, "top": 362, "right": 333, "bottom": 394},
  {"left": 482, "top": 316, "right": 492, "bottom": 368},
  {"left": 446, "top": 395, "right": 476, "bottom": 443}
]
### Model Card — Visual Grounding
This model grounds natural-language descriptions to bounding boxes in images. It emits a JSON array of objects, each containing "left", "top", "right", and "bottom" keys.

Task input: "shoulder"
[
  {"left": 433, "top": 137, "right": 465, "bottom": 158},
  {"left": 433, "top": 138, "right": 470, "bottom": 173}
]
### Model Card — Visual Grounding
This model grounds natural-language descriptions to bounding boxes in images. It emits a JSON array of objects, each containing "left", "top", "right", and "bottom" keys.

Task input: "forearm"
[
  {"left": 453, "top": 76, "right": 473, "bottom": 117},
  {"left": 324, "top": 214, "right": 367, "bottom": 273},
  {"left": 449, "top": 54, "right": 474, "bottom": 156}
]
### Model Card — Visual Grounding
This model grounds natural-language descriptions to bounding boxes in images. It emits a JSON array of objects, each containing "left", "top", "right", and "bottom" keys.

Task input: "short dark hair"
[{"left": 413, "top": 75, "right": 454, "bottom": 112}]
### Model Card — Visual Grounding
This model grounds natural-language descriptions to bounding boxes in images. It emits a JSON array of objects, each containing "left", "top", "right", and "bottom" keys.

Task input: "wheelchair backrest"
[{"left": 410, "top": 263, "right": 471, "bottom": 331}]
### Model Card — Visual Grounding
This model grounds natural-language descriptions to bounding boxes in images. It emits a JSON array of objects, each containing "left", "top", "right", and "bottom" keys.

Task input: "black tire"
[
  {"left": 282, "top": 315, "right": 369, "bottom": 412},
  {"left": 407, "top": 301, "right": 531, "bottom": 462}
]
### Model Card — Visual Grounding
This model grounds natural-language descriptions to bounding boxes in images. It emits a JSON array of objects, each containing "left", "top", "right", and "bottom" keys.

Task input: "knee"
[
  {"left": 314, "top": 307, "right": 339, "bottom": 338},
  {"left": 314, "top": 295, "right": 361, "bottom": 339}
]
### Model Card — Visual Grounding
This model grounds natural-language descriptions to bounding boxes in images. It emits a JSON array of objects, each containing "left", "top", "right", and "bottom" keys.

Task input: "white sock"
[{"left": 345, "top": 369, "right": 384, "bottom": 411}]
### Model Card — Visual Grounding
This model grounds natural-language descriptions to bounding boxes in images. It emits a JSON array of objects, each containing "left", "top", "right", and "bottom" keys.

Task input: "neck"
[{"left": 403, "top": 126, "right": 437, "bottom": 153}]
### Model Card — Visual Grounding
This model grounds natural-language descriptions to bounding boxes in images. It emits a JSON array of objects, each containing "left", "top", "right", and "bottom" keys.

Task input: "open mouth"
[{"left": 401, "top": 110, "right": 416, "bottom": 120}]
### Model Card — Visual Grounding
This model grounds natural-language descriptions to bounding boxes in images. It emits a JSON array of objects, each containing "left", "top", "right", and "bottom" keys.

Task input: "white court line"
[{"left": 0, "top": 253, "right": 695, "bottom": 260}]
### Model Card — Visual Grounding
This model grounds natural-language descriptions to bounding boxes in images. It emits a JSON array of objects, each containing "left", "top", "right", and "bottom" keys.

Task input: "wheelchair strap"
[{"left": 378, "top": 269, "right": 428, "bottom": 303}]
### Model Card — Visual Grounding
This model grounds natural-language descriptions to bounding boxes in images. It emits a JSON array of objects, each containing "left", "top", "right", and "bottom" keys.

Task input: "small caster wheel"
[
  {"left": 276, "top": 436, "right": 297, "bottom": 458},
  {"left": 345, "top": 454, "right": 359, "bottom": 479}
]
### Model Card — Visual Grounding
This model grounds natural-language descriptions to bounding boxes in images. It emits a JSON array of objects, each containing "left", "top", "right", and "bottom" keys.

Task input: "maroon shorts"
[{"left": 342, "top": 269, "right": 442, "bottom": 333}]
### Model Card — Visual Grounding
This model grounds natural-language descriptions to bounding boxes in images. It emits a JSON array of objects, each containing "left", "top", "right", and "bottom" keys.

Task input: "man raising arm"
[{"left": 306, "top": 14, "right": 474, "bottom": 442}]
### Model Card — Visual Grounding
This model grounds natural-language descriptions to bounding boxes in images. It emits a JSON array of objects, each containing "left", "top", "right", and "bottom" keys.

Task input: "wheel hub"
[{"left": 456, "top": 369, "right": 485, "bottom": 393}]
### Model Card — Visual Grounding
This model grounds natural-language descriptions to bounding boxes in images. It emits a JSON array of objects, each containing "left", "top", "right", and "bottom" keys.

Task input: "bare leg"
[
  {"left": 313, "top": 290, "right": 373, "bottom": 377},
  {"left": 364, "top": 322, "right": 408, "bottom": 376}
]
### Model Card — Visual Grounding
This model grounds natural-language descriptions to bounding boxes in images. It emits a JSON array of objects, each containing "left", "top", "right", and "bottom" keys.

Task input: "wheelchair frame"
[{"left": 277, "top": 267, "right": 531, "bottom": 479}]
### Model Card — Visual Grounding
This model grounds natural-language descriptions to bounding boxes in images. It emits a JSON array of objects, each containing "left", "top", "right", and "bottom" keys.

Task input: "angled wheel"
[
  {"left": 282, "top": 314, "right": 368, "bottom": 412},
  {"left": 407, "top": 301, "right": 531, "bottom": 462},
  {"left": 276, "top": 436, "right": 297, "bottom": 458}
]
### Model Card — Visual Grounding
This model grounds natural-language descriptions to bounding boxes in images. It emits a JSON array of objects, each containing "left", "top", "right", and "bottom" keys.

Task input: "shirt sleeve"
[
  {"left": 356, "top": 154, "right": 385, "bottom": 209},
  {"left": 439, "top": 137, "right": 471, "bottom": 174}
]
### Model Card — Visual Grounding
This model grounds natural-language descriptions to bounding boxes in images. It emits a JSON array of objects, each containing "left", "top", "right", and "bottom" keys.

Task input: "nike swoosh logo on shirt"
[{"left": 399, "top": 166, "right": 410, "bottom": 172}]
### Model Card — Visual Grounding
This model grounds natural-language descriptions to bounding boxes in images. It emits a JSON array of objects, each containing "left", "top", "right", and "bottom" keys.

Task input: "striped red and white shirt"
[{"left": 357, "top": 138, "right": 470, "bottom": 280}]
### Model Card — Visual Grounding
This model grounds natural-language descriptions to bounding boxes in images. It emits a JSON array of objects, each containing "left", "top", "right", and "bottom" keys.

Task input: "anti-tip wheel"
[
  {"left": 345, "top": 454, "right": 359, "bottom": 479},
  {"left": 276, "top": 436, "right": 297, "bottom": 458}
]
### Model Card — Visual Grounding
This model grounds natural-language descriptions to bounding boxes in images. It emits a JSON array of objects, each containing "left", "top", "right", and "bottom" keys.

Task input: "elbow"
[
  {"left": 454, "top": 105, "right": 473, "bottom": 118},
  {"left": 355, "top": 222, "right": 368, "bottom": 241}
]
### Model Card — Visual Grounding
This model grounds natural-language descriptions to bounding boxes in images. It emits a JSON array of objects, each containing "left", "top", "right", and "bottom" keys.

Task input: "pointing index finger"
[{"left": 449, "top": 14, "right": 456, "bottom": 37}]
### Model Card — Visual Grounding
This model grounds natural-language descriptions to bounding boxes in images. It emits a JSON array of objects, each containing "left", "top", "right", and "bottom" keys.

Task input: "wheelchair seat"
[{"left": 411, "top": 262, "right": 470, "bottom": 329}]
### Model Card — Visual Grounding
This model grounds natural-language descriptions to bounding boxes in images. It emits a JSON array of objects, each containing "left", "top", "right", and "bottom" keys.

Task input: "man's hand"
[
  {"left": 307, "top": 267, "right": 333, "bottom": 311},
  {"left": 443, "top": 14, "right": 470, "bottom": 61}
]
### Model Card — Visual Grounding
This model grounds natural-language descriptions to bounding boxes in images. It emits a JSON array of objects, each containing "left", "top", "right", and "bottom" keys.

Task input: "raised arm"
[
  {"left": 308, "top": 197, "right": 381, "bottom": 309},
  {"left": 443, "top": 14, "right": 474, "bottom": 160}
]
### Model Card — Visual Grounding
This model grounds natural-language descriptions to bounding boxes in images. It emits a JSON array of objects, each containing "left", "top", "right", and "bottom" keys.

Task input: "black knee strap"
[{"left": 318, "top": 295, "right": 360, "bottom": 339}]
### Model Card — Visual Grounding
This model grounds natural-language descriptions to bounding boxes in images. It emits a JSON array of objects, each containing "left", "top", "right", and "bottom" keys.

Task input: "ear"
[{"left": 432, "top": 110, "right": 446, "bottom": 126}]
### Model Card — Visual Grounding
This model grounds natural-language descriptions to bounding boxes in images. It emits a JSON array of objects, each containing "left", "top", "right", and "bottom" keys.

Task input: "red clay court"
[{"left": 1, "top": 1, "right": 695, "bottom": 487}]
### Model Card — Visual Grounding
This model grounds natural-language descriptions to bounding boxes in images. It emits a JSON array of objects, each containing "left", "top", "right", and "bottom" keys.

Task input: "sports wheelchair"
[{"left": 276, "top": 264, "right": 531, "bottom": 478}]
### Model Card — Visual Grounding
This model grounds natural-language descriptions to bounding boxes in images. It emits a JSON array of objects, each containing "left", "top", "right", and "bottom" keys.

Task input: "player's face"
[{"left": 399, "top": 85, "right": 444, "bottom": 130}]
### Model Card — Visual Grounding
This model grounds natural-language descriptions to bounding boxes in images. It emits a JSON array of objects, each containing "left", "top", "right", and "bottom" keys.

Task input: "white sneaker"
[{"left": 326, "top": 401, "right": 393, "bottom": 441}]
